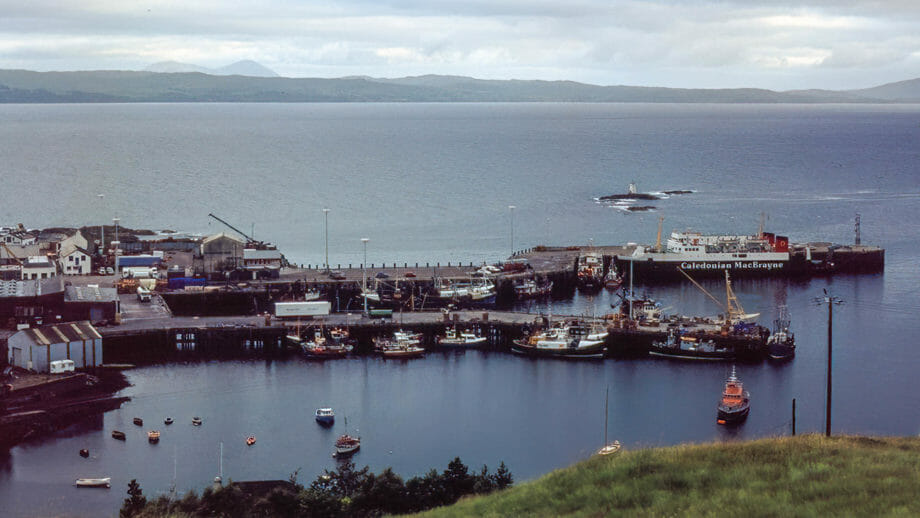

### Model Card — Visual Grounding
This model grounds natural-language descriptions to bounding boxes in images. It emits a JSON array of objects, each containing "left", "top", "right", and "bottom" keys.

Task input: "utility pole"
[{"left": 817, "top": 290, "right": 843, "bottom": 437}]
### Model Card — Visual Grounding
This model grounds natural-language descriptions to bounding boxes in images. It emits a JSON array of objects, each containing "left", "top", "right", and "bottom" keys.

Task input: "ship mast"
[{"left": 655, "top": 216, "right": 664, "bottom": 253}]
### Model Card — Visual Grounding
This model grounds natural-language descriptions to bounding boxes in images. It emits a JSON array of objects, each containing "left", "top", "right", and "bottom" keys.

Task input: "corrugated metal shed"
[{"left": 23, "top": 321, "right": 101, "bottom": 346}]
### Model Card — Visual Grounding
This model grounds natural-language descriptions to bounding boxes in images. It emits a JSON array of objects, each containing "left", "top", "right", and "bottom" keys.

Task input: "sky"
[{"left": 1, "top": 0, "right": 918, "bottom": 91}]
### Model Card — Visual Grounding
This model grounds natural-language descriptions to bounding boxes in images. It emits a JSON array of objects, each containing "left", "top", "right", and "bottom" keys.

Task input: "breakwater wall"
[{"left": 99, "top": 314, "right": 769, "bottom": 365}]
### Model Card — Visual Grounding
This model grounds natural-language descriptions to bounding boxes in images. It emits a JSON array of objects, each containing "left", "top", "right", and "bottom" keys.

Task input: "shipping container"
[
  {"left": 274, "top": 301, "right": 331, "bottom": 318},
  {"left": 167, "top": 277, "right": 207, "bottom": 290}
]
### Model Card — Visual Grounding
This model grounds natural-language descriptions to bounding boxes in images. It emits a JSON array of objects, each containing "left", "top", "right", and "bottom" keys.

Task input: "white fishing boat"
[
  {"left": 75, "top": 477, "right": 111, "bottom": 488},
  {"left": 511, "top": 321, "right": 606, "bottom": 359},
  {"left": 438, "top": 328, "right": 487, "bottom": 347},
  {"left": 315, "top": 407, "right": 335, "bottom": 426}
]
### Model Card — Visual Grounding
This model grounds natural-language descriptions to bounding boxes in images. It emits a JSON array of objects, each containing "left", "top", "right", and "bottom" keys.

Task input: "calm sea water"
[{"left": 1, "top": 103, "right": 919, "bottom": 517}]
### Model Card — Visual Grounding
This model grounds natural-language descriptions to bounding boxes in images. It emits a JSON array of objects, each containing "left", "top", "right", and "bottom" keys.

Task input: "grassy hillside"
[{"left": 418, "top": 435, "right": 920, "bottom": 517}]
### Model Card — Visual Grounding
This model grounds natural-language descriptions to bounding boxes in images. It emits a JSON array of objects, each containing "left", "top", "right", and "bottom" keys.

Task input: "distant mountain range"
[
  {"left": 0, "top": 63, "right": 918, "bottom": 103},
  {"left": 144, "top": 60, "right": 279, "bottom": 77}
]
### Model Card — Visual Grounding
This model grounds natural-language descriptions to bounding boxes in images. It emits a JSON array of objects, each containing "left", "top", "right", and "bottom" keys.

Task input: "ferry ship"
[{"left": 616, "top": 228, "right": 791, "bottom": 281}]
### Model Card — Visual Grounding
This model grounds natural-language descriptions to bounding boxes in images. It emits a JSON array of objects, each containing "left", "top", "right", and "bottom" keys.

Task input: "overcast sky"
[{"left": 1, "top": 0, "right": 918, "bottom": 90}]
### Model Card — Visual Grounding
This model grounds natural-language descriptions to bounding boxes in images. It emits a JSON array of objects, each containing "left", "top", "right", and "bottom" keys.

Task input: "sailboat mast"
[{"left": 604, "top": 386, "right": 609, "bottom": 446}]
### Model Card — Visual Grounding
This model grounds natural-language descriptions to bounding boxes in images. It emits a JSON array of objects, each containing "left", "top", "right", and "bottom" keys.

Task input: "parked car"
[
  {"left": 375, "top": 272, "right": 389, "bottom": 279},
  {"left": 329, "top": 271, "right": 347, "bottom": 280},
  {"left": 404, "top": 272, "right": 416, "bottom": 278}
]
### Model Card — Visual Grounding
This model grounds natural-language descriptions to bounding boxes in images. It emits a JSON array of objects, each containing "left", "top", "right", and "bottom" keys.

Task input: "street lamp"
[
  {"left": 361, "top": 238, "right": 369, "bottom": 315},
  {"left": 323, "top": 208, "right": 330, "bottom": 272},
  {"left": 509, "top": 205, "right": 516, "bottom": 258},
  {"left": 97, "top": 193, "right": 105, "bottom": 253},
  {"left": 113, "top": 217, "right": 120, "bottom": 274}
]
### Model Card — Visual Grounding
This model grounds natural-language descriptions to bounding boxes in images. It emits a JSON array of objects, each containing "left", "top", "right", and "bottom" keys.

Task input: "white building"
[
  {"left": 6, "top": 321, "right": 103, "bottom": 372},
  {"left": 243, "top": 248, "right": 282, "bottom": 279},
  {"left": 1, "top": 226, "right": 37, "bottom": 246},
  {"left": 61, "top": 247, "right": 93, "bottom": 275},
  {"left": 21, "top": 256, "right": 57, "bottom": 280}
]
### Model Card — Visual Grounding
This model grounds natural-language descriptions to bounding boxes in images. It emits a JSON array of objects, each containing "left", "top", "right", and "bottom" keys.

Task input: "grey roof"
[
  {"left": 65, "top": 285, "right": 119, "bottom": 303},
  {"left": 18, "top": 321, "right": 101, "bottom": 346},
  {"left": 203, "top": 232, "right": 245, "bottom": 245},
  {"left": 0, "top": 277, "right": 64, "bottom": 298},
  {"left": 244, "top": 248, "right": 282, "bottom": 260}
]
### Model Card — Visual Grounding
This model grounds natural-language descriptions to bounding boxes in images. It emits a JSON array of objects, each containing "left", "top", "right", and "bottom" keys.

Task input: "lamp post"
[
  {"left": 113, "top": 217, "right": 120, "bottom": 275},
  {"left": 509, "top": 205, "right": 516, "bottom": 258},
  {"left": 361, "top": 238, "right": 369, "bottom": 316},
  {"left": 97, "top": 194, "right": 105, "bottom": 254},
  {"left": 323, "top": 208, "right": 330, "bottom": 272}
]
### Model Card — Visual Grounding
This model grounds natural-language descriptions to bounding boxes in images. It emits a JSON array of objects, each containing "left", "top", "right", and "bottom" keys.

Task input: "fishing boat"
[
  {"left": 315, "top": 407, "right": 335, "bottom": 426},
  {"left": 514, "top": 279, "right": 552, "bottom": 299},
  {"left": 597, "top": 386, "right": 621, "bottom": 456},
  {"left": 111, "top": 430, "right": 126, "bottom": 441},
  {"left": 148, "top": 430, "right": 160, "bottom": 443},
  {"left": 164, "top": 417, "right": 174, "bottom": 425},
  {"left": 192, "top": 416, "right": 202, "bottom": 426},
  {"left": 767, "top": 307, "right": 796, "bottom": 361},
  {"left": 334, "top": 434, "right": 361, "bottom": 456},
  {"left": 302, "top": 328, "right": 353, "bottom": 359},
  {"left": 577, "top": 251, "right": 604, "bottom": 291},
  {"left": 511, "top": 321, "right": 606, "bottom": 359},
  {"left": 79, "top": 449, "right": 89, "bottom": 458},
  {"left": 717, "top": 366, "right": 750, "bottom": 425},
  {"left": 246, "top": 436, "right": 256, "bottom": 446},
  {"left": 603, "top": 264, "right": 623, "bottom": 290},
  {"left": 378, "top": 340, "right": 425, "bottom": 358},
  {"left": 75, "top": 477, "right": 111, "bottom": 488},
  {"left": 649, "top": 330, "right": 734, "bottom": 360},
  {"left": 437, "top": 328, "right": 487, "bottom": 347},
  {"left": 374, "top": 331, "right": 425, "bottom": 358},
  {"left": 133, "top": 417, "right": 143, "bottom": 426}
]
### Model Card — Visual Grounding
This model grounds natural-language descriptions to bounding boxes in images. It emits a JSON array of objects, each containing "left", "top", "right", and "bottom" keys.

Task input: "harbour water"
[{"left": 1, "top": 102, "right": 919, "bottom": 517}]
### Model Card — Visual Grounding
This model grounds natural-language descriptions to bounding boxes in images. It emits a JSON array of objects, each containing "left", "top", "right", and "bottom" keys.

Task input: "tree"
[
  {"left": 492, "top": 461, "right": 514, "bottom": 490},
  {"left": 351, "top": 467, "right": 408, "bottom": 516},
  {"left": 442, "top": 457, "right": 475, "bottom": 502},
  {"left": 472, "top": 464, "right": 496, "bottom": 494},
  {"left": 120, "top": 479, "right": 147, "bottom": 518}
]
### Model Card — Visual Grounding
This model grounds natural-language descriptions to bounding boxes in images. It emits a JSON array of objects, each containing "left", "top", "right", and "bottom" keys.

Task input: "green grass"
[{"left": 416, "top": 435, "right": 920, "bottom": 517}]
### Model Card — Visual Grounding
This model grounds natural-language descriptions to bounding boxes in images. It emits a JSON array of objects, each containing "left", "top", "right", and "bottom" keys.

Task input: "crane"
[
  {"left": 1, "top": 242, "right": 23, "bottom": 265},
  {"left": 207, "top": 213, "right": 260, "bottom": 246},
  {"left": 676, "top": 267, "right": 760, "bottom": 326}
]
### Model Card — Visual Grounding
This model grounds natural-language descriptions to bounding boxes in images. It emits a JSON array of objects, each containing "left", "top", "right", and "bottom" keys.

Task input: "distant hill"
[
  {"left": 846, "top": 78, "right": 920, "bottom": 102},
  {"left": 144, "top": 60, "right": 279, "bottom": 77},
  {"left": 0, "top": 68, "right": 918, "bottom": 103}
]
